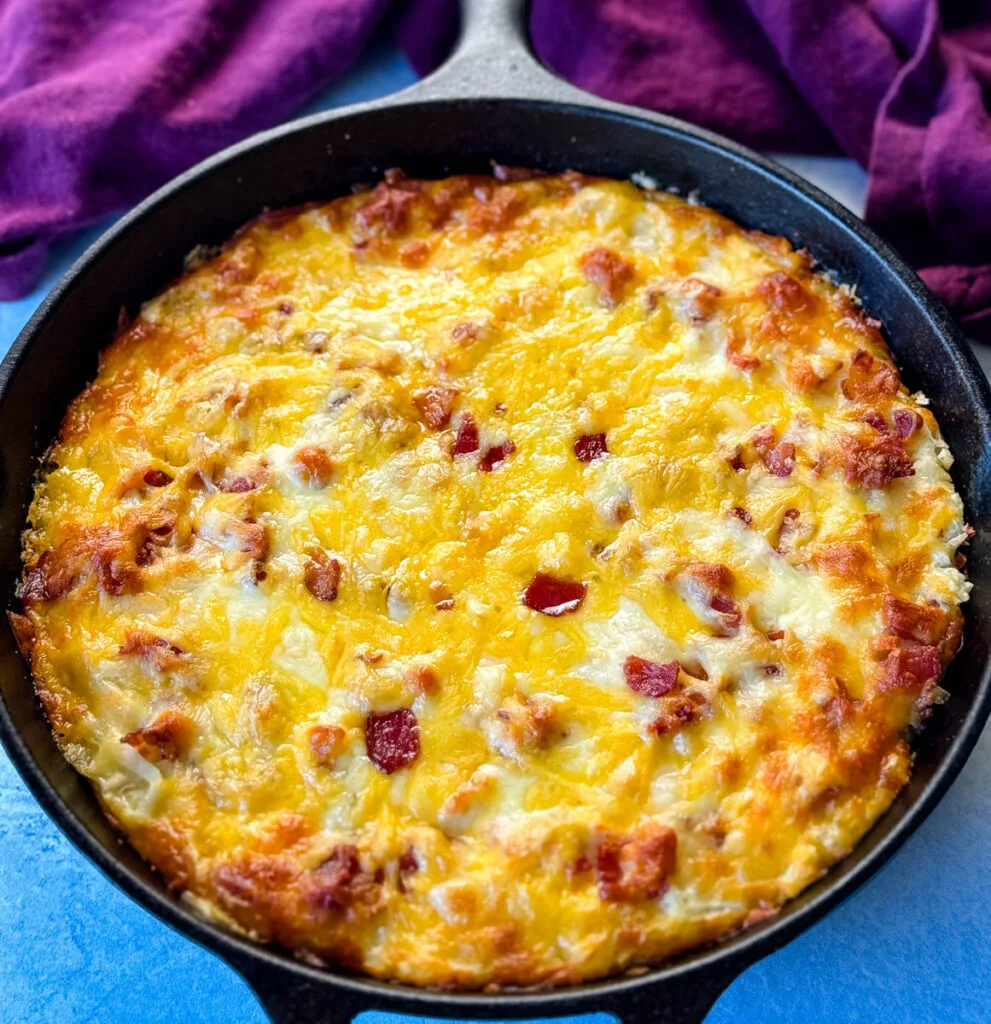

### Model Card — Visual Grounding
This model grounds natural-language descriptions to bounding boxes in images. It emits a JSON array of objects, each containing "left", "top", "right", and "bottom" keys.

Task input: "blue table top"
[{"left": 3, "top": 36, "right": 990, "bottom": 1024}]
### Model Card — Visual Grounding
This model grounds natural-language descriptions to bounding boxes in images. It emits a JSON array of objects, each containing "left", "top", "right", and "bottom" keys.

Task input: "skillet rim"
[{"left": 2, "top": 76, "right": 991, "bottom": 1020}]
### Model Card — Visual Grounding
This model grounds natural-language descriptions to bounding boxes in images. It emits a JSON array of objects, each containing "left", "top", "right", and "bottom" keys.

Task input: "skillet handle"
[{"left": 410, "top": 0, "right": 586, "bottom": 104}]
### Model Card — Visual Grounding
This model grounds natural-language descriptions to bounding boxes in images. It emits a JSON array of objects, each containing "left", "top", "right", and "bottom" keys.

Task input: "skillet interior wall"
[{"left": 1, "top": 95, "right": 990, "bottom": 997}]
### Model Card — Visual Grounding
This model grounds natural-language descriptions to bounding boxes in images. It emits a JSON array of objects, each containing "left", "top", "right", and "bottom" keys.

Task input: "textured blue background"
[{"left": 3, "top": 36, "right": 990, "bottom": 1024}]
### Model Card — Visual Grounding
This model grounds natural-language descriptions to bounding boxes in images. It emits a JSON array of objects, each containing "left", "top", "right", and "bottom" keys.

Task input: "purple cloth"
[{"left": 2, "top": 1, "right": 990, "bottom": 341}]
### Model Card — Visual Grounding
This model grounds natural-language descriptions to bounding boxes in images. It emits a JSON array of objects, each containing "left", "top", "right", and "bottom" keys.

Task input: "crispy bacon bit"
[
  {"left": 522, "top": 573, "right": 587, "bottom": 616},
  {"left": 841, "top": 433, "right": 914, "bottom": 490},
  {"left": 398, "top": 845, "right": 420, "bottom": 876},
  {"left": 726, "top": 331, "right": 759, "bottom": 371},
  {"left": 216, "top": 241, "right": 261, "bottom": 285},
  {"left": 861, "top": 410, "right": 889, "bottom": 433},
  {"left": 680, "top": 277, "right": 722, "bottom": 322},
  {"left": 399, "top": 241, "right": 430, "bottom": 268},
  {"left": 304, "top": 845, "right": 379, "bottom": 914},
  {"left": 876, "top": 643, "right": 942, "bottom": 705},
  {"left": 119, "top": 630, "right": 185, "bottom": 672},
  {"left": 595, "top": 824, "right": 677, "bottom": 902},
  {"left": 728, "top": 506, "right": 752, "bottom": 527},
  {"left": 491, "top": 162, "right": 546, "bottom": 182},
  {"left": 21, "top": 550, "right": 75, "bottom": 603},
  {"left": 580, "top": 247, "right": 635, "bottom": 308},
  {"left": 766, "top": 629, "right": 785, "bottom": 641},
  {"left": 755, "top": 270, "right": 813, "bottom": 313},
  {"left": 726, "top": 446, "right": 746, "bottom": 472},
  {"left": 143, "top": 468, "right": 173, "bottom": 488},
  {"left": 308, "top": 723, "right": 346, "bottom": 766},
  {"left": 650, "top": 689, "right": 709, "bottom": 735},
  {"left": 574, "top": 433, "right": 608, "bottom": 463},
  {"left": 451, "top": 321, "right": 480, "bottom": 345},
  {"left": 883, "top": 595, "right": 947, "bottom": 646},
  {"left": 466, "top": 185, "right": 525, "bottom": 232},
  {"left": 752, "top": 425, "right": 795, "bottom": 477},
  {"left": 452, "top": 415, "right": 480, "bottom": 455},
  {"left": 841, "top": 350, "right": 900, "bottom": 402},
  {"left": 479, "top": 439, "right": 515, "bottom": 472},
  {"left": 7, "top": 611, "right": 35, "bottom": 661},
  {"left": 677, "top": 563, "right": 741, "bottom": 635},
  {"left": 624, "top": 656, "right": 680, "bottom": 698},
  {"left": 304, "top": 548, "right": 342, "bottom": 602},
  {"left": 775, "top": 508, "right": 801, "bottom": 553},
  {"left": 292, "top": 445, "right": 334, "bottom": 488},
  {"left": 354, "top": 182, "right": 418, "bottom": 234},
  {"left": 121, "top": 710, "right": 194, "bottom": 763},
  {"left": 892, "top": 408, "right": 923, "bottom": 439},
  {"left": 406, "top": 665, "right": 439, "bottom": 695},
  {"left": 429, "top": 580, "right": 454, "bottom": 611},
  {"left": 414, "top": 386, "right": 459, "bottom": 430},
  {"left": 365, "top": 708, "right": 420, "bottom": 774}
]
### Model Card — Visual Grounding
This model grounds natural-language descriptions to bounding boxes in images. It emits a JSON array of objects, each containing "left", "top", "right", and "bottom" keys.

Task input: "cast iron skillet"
[{"left": 2, "top": 2, "right": 991, "bottom": 1021}]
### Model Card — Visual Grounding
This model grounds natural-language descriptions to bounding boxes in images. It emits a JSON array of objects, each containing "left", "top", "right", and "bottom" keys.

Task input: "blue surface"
[{"left": 3, "top": 36, "right": 991, "bottom": 1024}]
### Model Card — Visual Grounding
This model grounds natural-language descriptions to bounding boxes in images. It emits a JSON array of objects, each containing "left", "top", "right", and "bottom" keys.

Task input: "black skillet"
[{"left": 2, "top": 2, "right": 991, "bottom": 1022}]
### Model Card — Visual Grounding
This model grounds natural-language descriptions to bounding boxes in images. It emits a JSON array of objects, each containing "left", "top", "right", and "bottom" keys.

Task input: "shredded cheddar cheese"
[{"left": 14, "top": 170, "right": 968, "bottom": 988}]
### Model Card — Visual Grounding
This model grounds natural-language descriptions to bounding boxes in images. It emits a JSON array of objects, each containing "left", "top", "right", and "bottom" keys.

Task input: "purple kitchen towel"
[
  {"left": 2, "top": 0, "right": 990, "bottom": 341},
  {"left": 405, "top": 0, "right": 991, "bottom": 341},
  {"left": 0, "top": 0, "right": 390, "bottom": 298}
]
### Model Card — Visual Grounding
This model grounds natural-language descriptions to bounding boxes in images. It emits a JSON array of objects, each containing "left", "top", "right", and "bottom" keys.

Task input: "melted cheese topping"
[{"left": 17, "top": 173, "right": 968, "bottom": 988}]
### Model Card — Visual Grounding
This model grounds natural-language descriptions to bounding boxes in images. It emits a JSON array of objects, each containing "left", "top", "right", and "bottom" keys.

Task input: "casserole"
[{"left": 2, "top": 1, "right": 990, "bottom": 1020}]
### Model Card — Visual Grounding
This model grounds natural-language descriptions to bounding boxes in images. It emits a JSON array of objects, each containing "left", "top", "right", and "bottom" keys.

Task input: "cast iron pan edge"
[{"left": 2, "top": 2, "right": 991, "bottom": 1022}]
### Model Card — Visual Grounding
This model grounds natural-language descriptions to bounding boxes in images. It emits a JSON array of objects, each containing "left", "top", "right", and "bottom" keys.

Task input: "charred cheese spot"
[{"left": 17, "top": 172, "right": 967, "bottom": 990}]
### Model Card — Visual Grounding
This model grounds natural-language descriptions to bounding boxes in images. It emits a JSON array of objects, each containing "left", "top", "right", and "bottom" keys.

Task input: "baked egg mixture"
[{"left": 13, "top": 171, "right": 968, "bottom": 988}]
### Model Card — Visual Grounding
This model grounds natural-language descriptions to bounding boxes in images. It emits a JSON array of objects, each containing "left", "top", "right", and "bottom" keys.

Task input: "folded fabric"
[{"left": 1, "top": 0, "right": 989, "bottom": 341}]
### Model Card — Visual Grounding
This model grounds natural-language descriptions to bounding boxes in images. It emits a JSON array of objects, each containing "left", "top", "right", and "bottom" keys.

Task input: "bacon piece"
[
  {"left": 650, "top": 689, "right": 709, "bottom": 735},
  {"left": 308, "top": 723, "right": 346, "bottom": 766},
  {"left": 121, "top": 710, "right": 194, "bottom": 763},
  {"left": 624, "top": 656, "right": 679, "bottom": 698},
  {"left": 728, "top": 506, "right": 752, "bottom": 527},
  {"left": 841, "top": 350, "right": 900, "bottom": 402},
  {"left": 522, "top": 573, "right": 587, "bottom": 616},
  {"left": 452, "top": 414, "right": 480, "bottom": 455},
  {"left": 292, "top": 445, "right": 334, "bottom": 488},
  {"left": 451, "top": 322, "right": 480, "bottom": 345},
  {"left": 21, "top": 550, "right": 76, "bottom": 603},
  {"left": 365, "top": 708, "right": 420, "bottom": 774},
  {"left": 303, "top": 845, "right": 380, "bottom": 914},
  {"left": 861, "top": 410, "right": 889, "bottom": 433},
  {"left": 429, "top": 580, "right": 454, "bottom": 610},
  {"left": 726, "top": 446, "right": 746, "bottom": 472},
  {"left": 876, "top": 643, "right": 942, "bottom": 702},
  {"left": 595, "top": 823, "right": 677, "bottom": 902},
  {"left": 466, "top": 185, "right": 525, "bottom": 232},
  {"left": 406, "top": 665, "right": 439, "bottom": 695},
  {"left": 679, "top": 277, "right": 722, "bottom": 322},
  {"left": 726, "top": 331, "right": 759, "bottom": 371},
  {"left": 304, "top": 547, "right": 341, "bottom": 602},
  {"left": 414, "top": 386, "right": 459, "bottom": 430},
  {"left": 677, "top": 563, "right": 741, "bottom": 635},
  {"left": 216, "top": 241, "right": 261, "bottom": 285},
  {"left": 574, "top": 433, "right": 608, "bottom": 463},
  {"left": 479, "top": 439, "right": 515, "bottom": 472},
  {"left": 354, "top": 182, "right": 418, "bottom": 234},
  {"left": 7, "top": 611, "right": 35, "bottom": 660},
  {"left": 883, "top": 595, "right": 947, "bottom": 646},
  {"left": 580, "top": 247, "right": 635, "bottom": 308},
  {"left": 892, "top": 408, "right": 923, "bottom": 439},
  {"left": 841, "top": 434, "right": 914, "bottom": 490},
  {"left": 143, "top": 468, "right": 173, "bottom": 488},
  {"left": 119, "top": 630, "right": 185, "bottom": 672},
  {"left": 752, "top": 425, "right": 795, "bottom": 477},
  {"left": 755, "top": 271, "right": 813, "bottom": 313},
  {"left": 774, "top": 508, "right": 802, "bottom": 554},
  {"left": 399, "top": 240, "right": 430, "bottom": 268}
]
